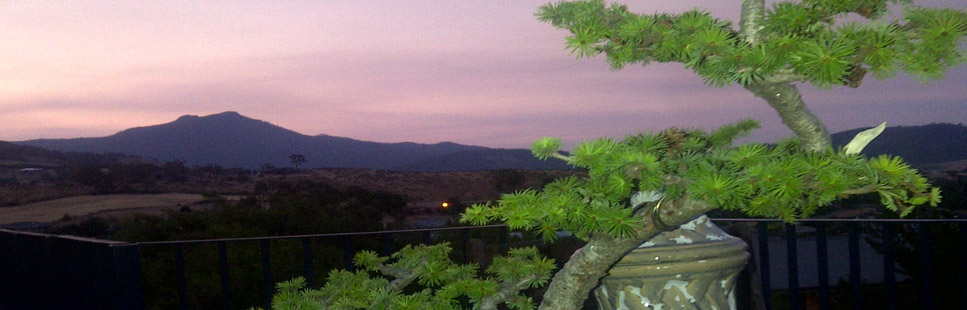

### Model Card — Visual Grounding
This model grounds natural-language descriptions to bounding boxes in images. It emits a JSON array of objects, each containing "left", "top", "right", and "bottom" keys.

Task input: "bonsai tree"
[
  {"left": 468, "top": 0, "right": 962, "bottom": 308},
  {"left": 264, "top": 0, "right": 964, "bottom": 309}
]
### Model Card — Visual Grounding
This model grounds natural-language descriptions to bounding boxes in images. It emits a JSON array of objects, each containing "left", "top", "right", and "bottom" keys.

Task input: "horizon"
[
  {"left": 3, "top": 1, "right": 967, "bottom": 149},
  {"left": 8, "top": 110, "right": 967, "bottom": 148}
]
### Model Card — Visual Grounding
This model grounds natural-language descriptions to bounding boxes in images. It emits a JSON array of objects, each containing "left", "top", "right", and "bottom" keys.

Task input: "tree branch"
[
  {"left": 536, "top": 198, "right": 716, "bottom": 310},
  {"left": 744, "top": 81, "right": 832, "bottom": 152},
  {"left": 767, "top": 70, "right": 810, "bottom": 84},
  {"left": 478, "top": 275, "right": 541, "bottom": 310},
  {"left": 840, "top": 184, "right": 877, "bottom": 196},
  {"left": 740, "top": 0, "right": 767, "bottom": 45},
  {"left": 739, "top": 0, "right": 833, "bottom": 153},
  {"left": 380, "top": 265, "right": 420, "bottom": 293}
]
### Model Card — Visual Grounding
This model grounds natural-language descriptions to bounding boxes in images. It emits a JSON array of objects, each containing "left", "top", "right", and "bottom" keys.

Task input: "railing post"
[
  {"left": 785, "top": 224, "right": 801, "bottom": 310},
  {"left": 882, "top": 223, "right": 897, "bottom": 310},
  {"left": 920, "top": 222, "right": 935, "bottom": 310},
  {"left": 262, "top": 239, "right": 272, "bottom": 310},
  {"left": 382, "top": 233, "right": 394, "bottom": 256},
  {"left": 218, "top": 241, "right": 231, "bottom": 310},
  {"left": 960, "top": 222, "right": 967, "bottom": 310},
  {"left": 303, "top": 237, "right": 314, "bottom": 288},
  {"left": 815, "top": 222, "right": 830, "bottom": 310},
  {"left": 343, "top": 235, "right": 355, "bottom": 271},
  {"left": 422, "top": 230, "right": 432, "bottom": 245},
  {"left": 175, "top": 243, "right": 188, "bottom": 310},
  {"left": 112, "top": 244, "right": 145, "bottom": 310},
  {"left": 461, "top": 228, "right": 470, "bottom": 263},
  {"left": 757, "top": 222, "right": 772, "bottom": 310},
  {"left": 849, "top": 222, "right": 862, "bottom": 310}
]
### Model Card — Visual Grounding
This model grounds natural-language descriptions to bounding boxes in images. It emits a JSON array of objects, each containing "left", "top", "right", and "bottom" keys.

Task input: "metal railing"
[
  {"left": 0, "top": 229, "right": 144, "bottom": 309},
  {"left": 2, "top": 218, "right": 966, "bottom": 310},
  {"left": 733, "top": 218, "right": 967, "bottom": 310},
  {"left": 132, "top": 224, "right": 510, "bottom": 310}
]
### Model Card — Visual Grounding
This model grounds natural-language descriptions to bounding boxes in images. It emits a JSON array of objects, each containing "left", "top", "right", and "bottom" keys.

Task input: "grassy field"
[{"left": 0, "top": 193, "right": 206, "bottom": 225}]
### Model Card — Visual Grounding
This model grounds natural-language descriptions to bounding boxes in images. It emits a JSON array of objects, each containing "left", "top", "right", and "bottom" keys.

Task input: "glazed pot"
[{"left": 594, "top": 215, "right": 749, "bottom": 310}]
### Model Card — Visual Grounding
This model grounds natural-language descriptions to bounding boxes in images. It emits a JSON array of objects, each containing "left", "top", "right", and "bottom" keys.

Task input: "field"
[
  {"left": 0, "top": 168, "right": 581, "bottom": 226},
  {"left": 0, "top": 193, "right": 206, "bottom": 225}
]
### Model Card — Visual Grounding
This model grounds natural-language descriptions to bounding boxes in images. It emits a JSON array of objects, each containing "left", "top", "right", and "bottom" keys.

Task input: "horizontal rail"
[
  {"left": 711, "top": 218, "right": 967, "bottom": 223},
  {"left": 129, "top": 224, "right": 509, "bottom": 246},
  {"left": 125, "top": 218, "right": 967, "bottom": 246},
  {"left": 0, "top": 228, "right": 129, "bottom": 245}
]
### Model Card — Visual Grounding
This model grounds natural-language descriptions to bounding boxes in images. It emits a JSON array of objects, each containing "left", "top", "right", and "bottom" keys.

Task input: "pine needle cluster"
[
  {"left": 258, "top": 1, "right": 962, "bottom": 308},
  {"left": 462, "top": 120, "right": 939, "bottom": 241},
  {"left": 536, "top": 0, "right": 966, "bottom": 88},
  {"left": 255, "top": 243, "right": 554, "bottom": 310}
]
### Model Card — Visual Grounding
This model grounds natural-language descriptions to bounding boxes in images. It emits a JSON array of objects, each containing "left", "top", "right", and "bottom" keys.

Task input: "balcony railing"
[{"left": 2, "top": 218, "right": 966, "bottom": 310}]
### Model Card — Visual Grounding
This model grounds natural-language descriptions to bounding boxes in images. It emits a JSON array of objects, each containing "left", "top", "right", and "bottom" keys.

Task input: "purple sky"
[{"left": 2, "top": 1, "right": 966, "bottom": 149}]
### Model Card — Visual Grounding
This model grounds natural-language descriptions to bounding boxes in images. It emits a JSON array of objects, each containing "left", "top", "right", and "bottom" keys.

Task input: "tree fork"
[{"left": 738, "top": 0, "right": 832, "bottom": 153}]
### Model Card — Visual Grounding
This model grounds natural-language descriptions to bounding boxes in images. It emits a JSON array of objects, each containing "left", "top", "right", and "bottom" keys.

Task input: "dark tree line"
[{"left": 47, "top": 179, "right": 408, "bottom": 309}]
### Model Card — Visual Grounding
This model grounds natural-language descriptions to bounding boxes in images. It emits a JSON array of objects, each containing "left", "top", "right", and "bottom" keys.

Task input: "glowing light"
[{"left": 441, "top": 202, "right": 449, "bottom": 209}]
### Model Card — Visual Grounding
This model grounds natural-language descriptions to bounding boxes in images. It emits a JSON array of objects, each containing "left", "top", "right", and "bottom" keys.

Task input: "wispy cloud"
[{"left": 1, "top": 1, "right": 965, "bottom": 148}]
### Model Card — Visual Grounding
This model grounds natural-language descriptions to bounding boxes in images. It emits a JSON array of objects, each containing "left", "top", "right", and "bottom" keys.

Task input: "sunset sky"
[{"left": 2, "top": 1, "right": 966, "bottom": 149}]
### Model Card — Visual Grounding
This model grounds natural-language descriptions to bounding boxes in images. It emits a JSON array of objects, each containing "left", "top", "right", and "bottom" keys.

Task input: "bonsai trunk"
[
  {"left": 537, "top": 199, "right": 714, "bottom": 310},
  {"left": 535, "top": 82, "right": 830, "bottom": 309},
  {"left": 739, "top": 0, "right": 832, "bottom": 152},
  {"left": 536, "top": 1, "right": 835, "bottom": 308},
  {"left": 745, "top": 82, "right": 832, "bottom": 152}
]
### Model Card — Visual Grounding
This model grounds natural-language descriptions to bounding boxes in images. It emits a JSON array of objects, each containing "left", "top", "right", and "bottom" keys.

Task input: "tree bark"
[
  {"left": 537, "top": 199, "right": 714, "bottom": 310},
  {"left": 739, "top": 0, "right": 766, "bottom": 44},
  {"left": 745, "top": 82, "right": 832, "bottom": 152},
  {"left": 737, "top": 0, "right": 833, "bottom": 152},
  {"left": 479, "top": 275, "right": 541, "bottom": 310}
]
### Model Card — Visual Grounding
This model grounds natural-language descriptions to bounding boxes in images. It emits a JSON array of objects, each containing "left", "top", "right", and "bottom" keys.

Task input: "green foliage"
[
  {"left": 487, "top": 247, "right": 556, "bottom": 290},
  {"left": 259, "top": 243, "right": 554, "bottom": 310},
  {"left": 537, "top": 0, "right": 966, "bottom": 88},
  {"left": 531, "top": 138, "right": 563, "bottom": 160},
  {"left": 464, "top": 121, "right": 939, "bottom": 240}
]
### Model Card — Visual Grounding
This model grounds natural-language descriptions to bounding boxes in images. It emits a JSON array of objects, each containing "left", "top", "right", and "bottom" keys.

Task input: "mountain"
[
  {"left": 0, "top": 141, "right": 60, "bottom": 167},
  {"left": 831, "top": 123, "right": 967, "bottom": 165},
  {"left": 1, "top": 140, "right": 145, "bottom": 168},
  {"left": 17, "top": 112, "right": 568, "bottom": 171},
  {"left": 395, "top": 148, "right": 569, "bottom": 171}
]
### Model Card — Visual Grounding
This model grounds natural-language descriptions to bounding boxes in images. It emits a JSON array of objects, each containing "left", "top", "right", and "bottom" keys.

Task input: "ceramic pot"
[{"left": 594, "top": 215, "right": 749, "bottom": 310}]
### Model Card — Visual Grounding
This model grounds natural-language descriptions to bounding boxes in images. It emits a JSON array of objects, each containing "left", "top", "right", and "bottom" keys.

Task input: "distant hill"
[
  {"left": 0, "top": 141, "right": 60, "bottom": 169},
  {"left": 1, "top": 140, "right": 141, "bottom": 168},
  {"left": 0, "top": 141, "right": 51, "bottom": 161},
  {"left": 396, "top": 148, "right": 569, "bottom": 171},
  {"left": 17, "top": 112, "right": 568, "bottom": 171},
  {"left": 17, "top": 112, "right": 960, "bottom": 171},
  {"left": 831, "top": 123, "right": 967, "bottom": 165}
]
